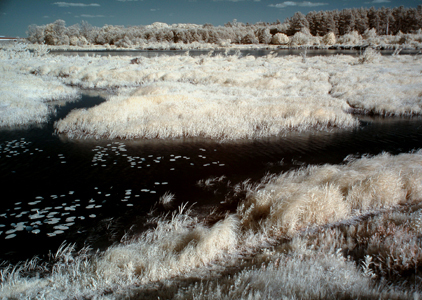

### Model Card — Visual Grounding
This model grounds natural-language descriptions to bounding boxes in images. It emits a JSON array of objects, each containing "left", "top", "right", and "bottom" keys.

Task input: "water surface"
[{"left": 1, "top": 94, "right": 422, "bottom": 263}]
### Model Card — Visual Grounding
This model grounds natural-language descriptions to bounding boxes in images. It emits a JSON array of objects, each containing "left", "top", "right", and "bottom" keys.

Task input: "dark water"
[
  {"left": 1, "top": 94, "right": 422, "bottom": 263},
  {"left": 49, "top": 48, "right": 420, "bottom": 58}
]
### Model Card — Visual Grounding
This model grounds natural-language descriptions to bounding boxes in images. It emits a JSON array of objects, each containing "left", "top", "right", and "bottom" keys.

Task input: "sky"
[{"left": 0, "top": 0, "right": 421, "bottom": 37}]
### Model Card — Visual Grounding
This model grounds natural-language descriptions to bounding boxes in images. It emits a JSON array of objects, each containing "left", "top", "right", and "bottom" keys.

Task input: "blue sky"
[{"left": 0, "top": 0, "right": 421, "bottom": 37}]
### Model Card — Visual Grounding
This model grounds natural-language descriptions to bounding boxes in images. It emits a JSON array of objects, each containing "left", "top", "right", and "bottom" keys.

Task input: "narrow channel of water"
[
  {"left": 49, "top": 48, "right": 420, "bottom": 58},
  {"left": 1, "top": 94, "right": 422, "bottom": 263}
]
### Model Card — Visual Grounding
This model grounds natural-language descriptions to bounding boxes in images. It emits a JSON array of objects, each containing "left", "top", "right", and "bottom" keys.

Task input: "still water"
[
  {"left": 1, "top": 94, "right": 422, "bottom": 263},
  {"left": 49, "top": 48, "right": 420, "bottom": 58}
]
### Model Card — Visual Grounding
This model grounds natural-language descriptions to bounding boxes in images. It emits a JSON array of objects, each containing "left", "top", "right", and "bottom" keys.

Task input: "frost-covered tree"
[
  {"left": 256, "top": 28, "right": 272, "bottom": 44},
  {"left": 368, "top": 6, "right": 382, "bottom": 34},
  {"left": 240, "top": 31, "right": 258, "bottom": 44},
  {"left": 24, "top": 6, "right": 422, "bottom": 48},
  {"left": 337, "top": 30, "right": 362, "bottom": 45},
  {"left": 338, "top": 9, "right": 356, "bottom": 35},
  {"left": 354, "top": 8, "right": 369, "bottom": 34},
  {"left": 379, "top": 7, "right": 395, "bottom": 35},
  {"left": 287, "top": 12, "right": 309, "bottom": 36}
]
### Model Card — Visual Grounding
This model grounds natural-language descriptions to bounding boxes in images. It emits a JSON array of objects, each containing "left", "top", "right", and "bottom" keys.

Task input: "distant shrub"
[
  {"left": 338, "top": 30, "right": 362, "bottom": 45},
  {"left": 289, "top": 31, "right": 312, "bottom": 46},
  {"left": 322, "top": 32, "right": 336, "bottom": 45},
  {"left": 256, "top": 28, "right": 272, "bottom": 44},
  {"left": 358, "top": 47, "right": 381, "bottom": 64},
  {"left": 240, "top": 32, "right": 258, "bottom": 44},
  {"left": 362, "top": 28, "right": 377, "bottom": 39},
  {"left": 271, "top": 33, "right": 289, "bottom": 45}
]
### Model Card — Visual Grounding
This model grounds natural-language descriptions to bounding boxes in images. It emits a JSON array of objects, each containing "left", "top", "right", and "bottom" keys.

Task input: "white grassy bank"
[
  {"left": 1, "top": 44, "right": 422, "bottom": 137},
  {"left": 53, "top": 51, "right": 422, "bottom": 139},
  {"left": 0, "top": 45, "right": 79, "bottom": 127},
  {"left": 1, "top": 151, "right": 422, "bottom": 299}
]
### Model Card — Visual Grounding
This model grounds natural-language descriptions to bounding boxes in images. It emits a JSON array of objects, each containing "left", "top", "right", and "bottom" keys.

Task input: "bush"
[
  {"left": 271, "top": 33, "right": 289, "bottom": 45},
  {"left": 337, "top": 30, "right": 362, "bottom": 45},
  {"left": 289, "top": 32, "right": 312, "bottom": 46},
  {"left": 362, "top": 28, "right": 377, "bottom": 39},
  {"left": 240, "top": 32, "right": 258, "bottom": 44},
  {"left": 322, "top": 32, "right": 336, "bottom": 45},
  {"left": 358, "top": 47, "right": 381, "bottom": 64}
]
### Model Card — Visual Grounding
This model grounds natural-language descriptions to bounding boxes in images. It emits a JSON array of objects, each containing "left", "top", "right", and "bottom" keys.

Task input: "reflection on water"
[{"left": 0, "top": 94, "right": 422, "bottom": 263}]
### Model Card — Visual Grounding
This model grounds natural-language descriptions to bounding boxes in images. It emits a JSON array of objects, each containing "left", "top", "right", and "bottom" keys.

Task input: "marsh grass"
[
  {"left": 2, "top": 43, "right": 422, "bottom": 131},
  {"left": 0, "top": 45, "right": 79, "bottom": 127},
  {"left": 2, "top": 151, "right": 422, "bottom": 299}
]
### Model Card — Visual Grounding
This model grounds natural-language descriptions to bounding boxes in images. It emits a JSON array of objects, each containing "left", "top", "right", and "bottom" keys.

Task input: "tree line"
[{"left": 26, "top": 6, "right": 422, "bottom": 47}]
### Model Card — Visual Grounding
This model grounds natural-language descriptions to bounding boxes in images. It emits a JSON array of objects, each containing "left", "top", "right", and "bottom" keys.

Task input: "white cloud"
[
  {"left": 53, "top": 2, "right": 100, "bottom": 7},
  {"left": 269, "top": 1, "right": 328, "bottom": 8}
]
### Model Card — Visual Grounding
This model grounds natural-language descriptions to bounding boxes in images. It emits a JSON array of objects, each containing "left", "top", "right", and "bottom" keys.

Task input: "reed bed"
[
  {"left": 2, "top": 44, "right": 422, "bottom": 134},
  {"left": 0, "top": 68, "right": 79, "bottom": 127},
  {"left": 2, "top": 151, "right": 422, "bottom": 299},
  {"left": 0, "top": 44, "right": 79, "bottom": 127},
  {"left": 52, "top": 53, "right": 421, "bottom": 140}
]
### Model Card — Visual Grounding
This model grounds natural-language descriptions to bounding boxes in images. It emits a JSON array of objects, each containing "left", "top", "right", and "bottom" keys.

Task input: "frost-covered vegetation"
[
  {"left": 25, "top": 6, "right": 422, "bottom": 49},
  {"left": 1, "top": 151, "right": 422, "bottom": 299}
]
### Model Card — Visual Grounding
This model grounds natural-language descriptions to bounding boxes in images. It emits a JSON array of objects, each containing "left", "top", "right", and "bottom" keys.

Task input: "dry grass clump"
[
  {"left": 339, "top": 208, "right": 422, "bottom": 281},
  {"left": 238, "top": 151, "right": 422, "bottom": 236},
  {"left": 47, "top": 53, "right": 421, "bottom": 139},
  {"left": 0, "top": 206, "right": 239, "bottom": 299},
  {"left": 0, "top": 69, "right": 79, "bottom": 126},
  {"left": 55, "top": 82, "right": 355, "bottom": 139},
  {"left": 172, "top": 247, "right": 396, "bottom": 300}
]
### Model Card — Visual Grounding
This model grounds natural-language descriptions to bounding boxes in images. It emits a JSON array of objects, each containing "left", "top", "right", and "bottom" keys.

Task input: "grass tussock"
[
  {"left": 238, "top": 151, "right": 422, "bottom": 236},
  {"left": 2, "top": 151, "right": 422, "bottom": 299}
]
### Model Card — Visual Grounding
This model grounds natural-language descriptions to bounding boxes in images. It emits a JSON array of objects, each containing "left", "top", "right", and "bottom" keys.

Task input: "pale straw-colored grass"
[
  {"left": 0, "top": 44, "right": 79, "bottom": 127},
  {"left": 3, "top": 43, "right": 422, "bottom": 132},
  {"left": 239, "top": 151, "right": 422, "bottom": 236},
  {"left": 2, "top": 151, "right": 422, "bottom": 299}
]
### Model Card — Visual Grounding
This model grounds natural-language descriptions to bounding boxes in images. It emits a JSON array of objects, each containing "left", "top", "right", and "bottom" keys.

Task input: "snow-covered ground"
[{"left": 2, "top": 44, "right": 422, "bottom": 140}]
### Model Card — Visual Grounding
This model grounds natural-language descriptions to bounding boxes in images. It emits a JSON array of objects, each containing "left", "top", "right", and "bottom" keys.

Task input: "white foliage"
[
  {"left": 289, "top": 32, "right": 313, "bottom": 46},
  {"left": 337, "top": 31, "right": 362, "bottom": 45},
  {"left": 0, "top": 45, "right": 79, "bottom": 126},
  {"left": 322, "top": 32, "right": 336, "bottom": 45},
  {"left": 271, "top": 33, "right": 289, "bottom": 45}
]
